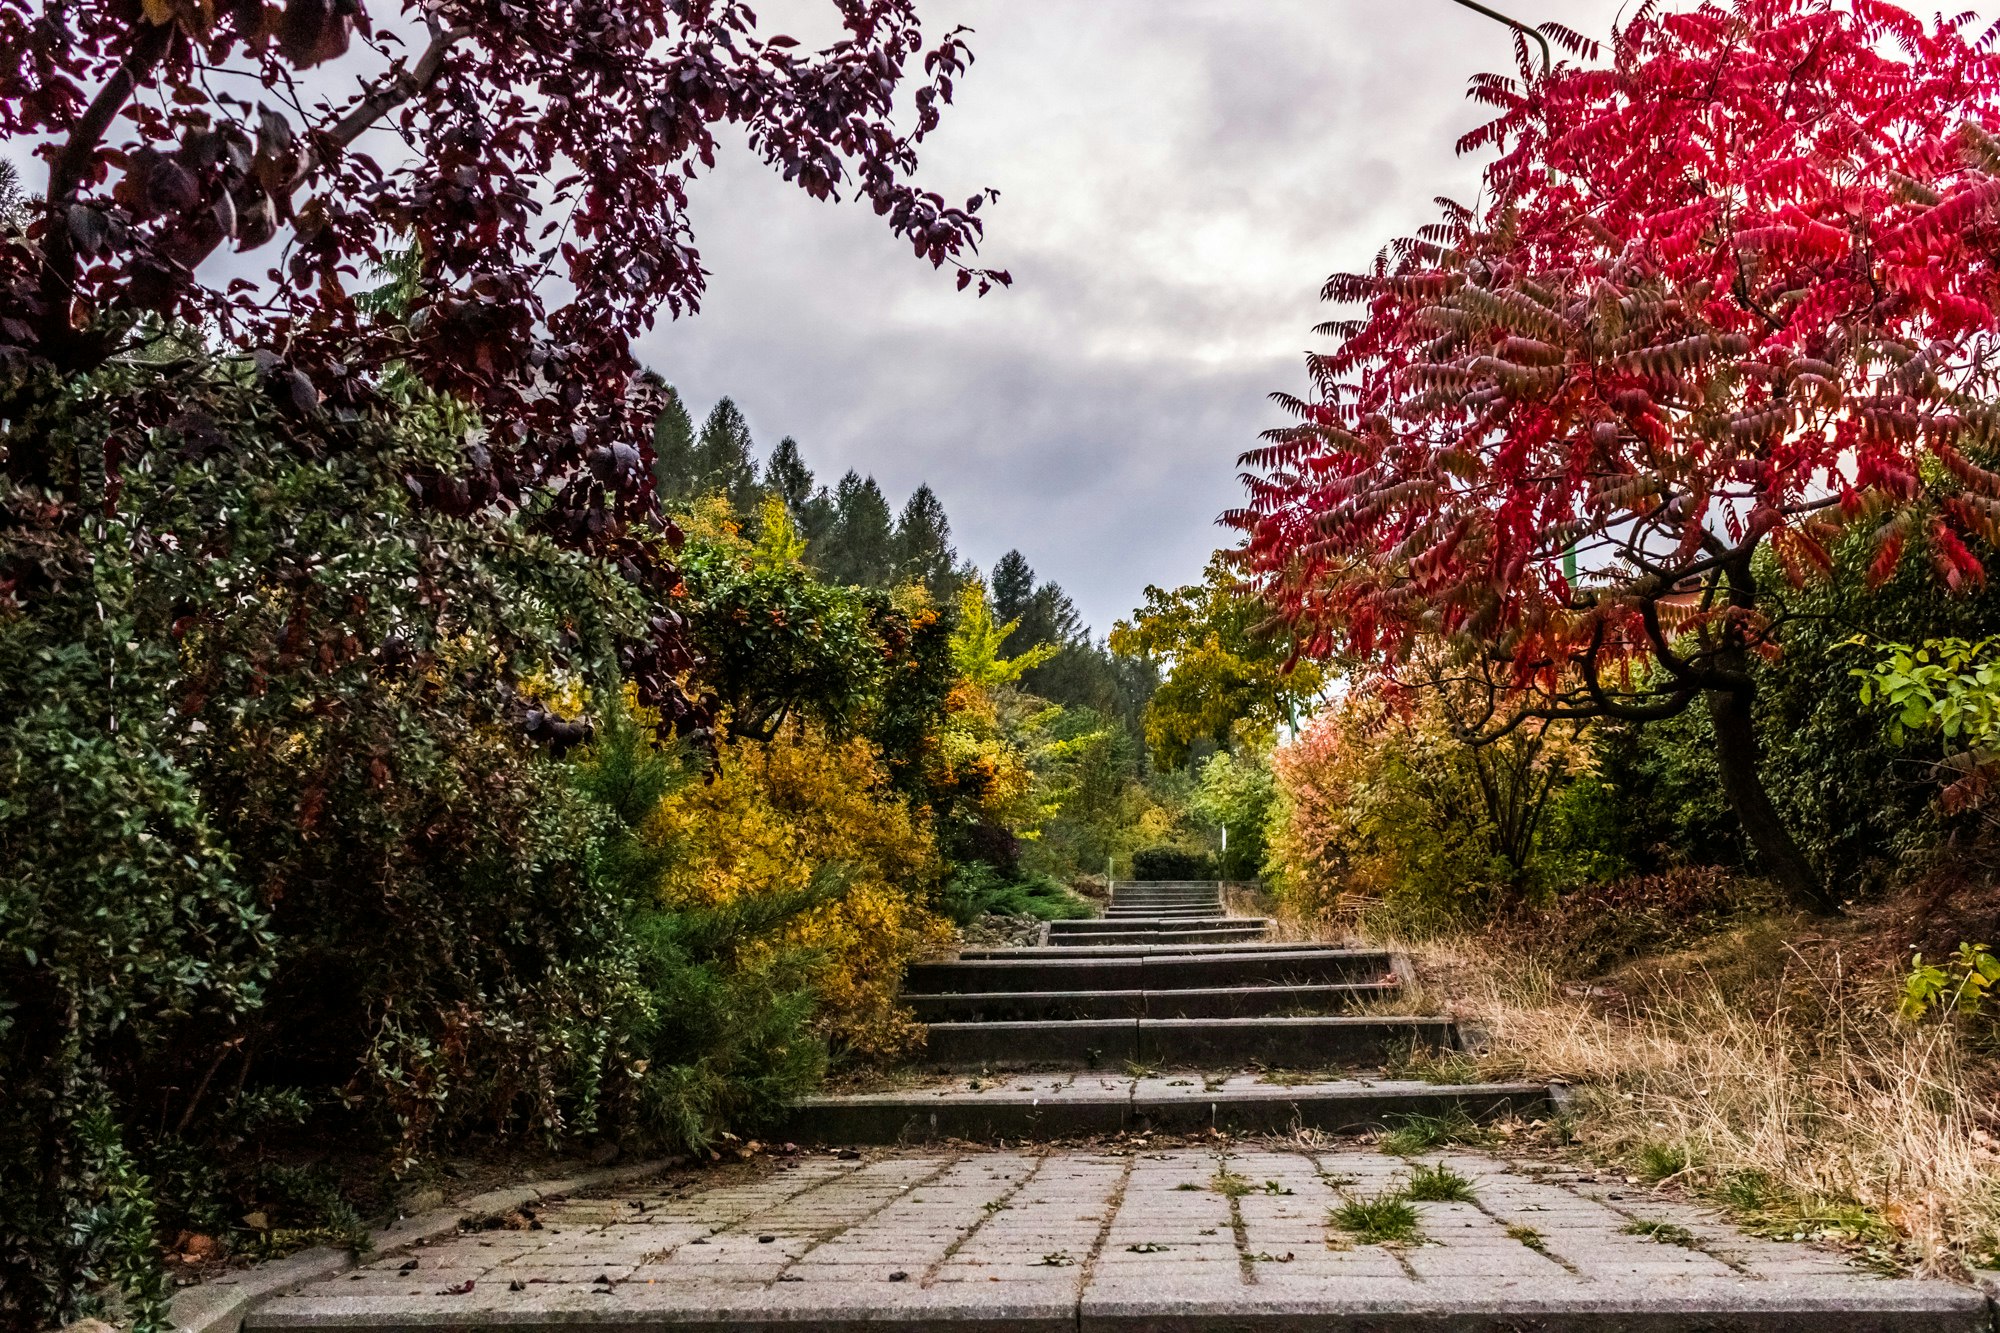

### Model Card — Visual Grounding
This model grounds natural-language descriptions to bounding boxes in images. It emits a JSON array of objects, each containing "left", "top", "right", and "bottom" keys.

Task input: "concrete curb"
[{"left": 168, "top": 1159, "right": 681, "bottom": 1333}]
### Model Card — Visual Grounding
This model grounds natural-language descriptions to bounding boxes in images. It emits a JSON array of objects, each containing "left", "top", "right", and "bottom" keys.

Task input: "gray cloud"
[{"left": 639, "top": 0, "right": 1624, "bottom": 631}]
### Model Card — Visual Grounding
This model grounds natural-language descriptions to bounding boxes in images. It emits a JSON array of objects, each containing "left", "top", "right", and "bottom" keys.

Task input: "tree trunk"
[{"left": 1706, "top": 684, "right": 1833, "bottom": 914}]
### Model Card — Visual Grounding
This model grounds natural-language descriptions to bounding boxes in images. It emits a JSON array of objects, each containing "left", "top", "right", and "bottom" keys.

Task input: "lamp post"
[{"left": 1447, "top": 0, "right": 1551, "bottom": 75}]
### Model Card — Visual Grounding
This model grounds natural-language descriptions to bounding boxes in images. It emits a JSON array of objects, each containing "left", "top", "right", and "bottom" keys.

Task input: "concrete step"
[
  {"left": 1049, "top": 917, "right": 1264, "bottom": 934},
  {"left": 1104, "top": 907, "right": 1223, "bottom": 919},
  {"left": 780, "top": 1074, "right": 1553, "bottom": 1143},
  {"left": 956, "top": 941, "right": 1363, "bottom": 960},
  {"left": 1049, "top": 923, "right": 1266, "bottom": 945},
  {"left": 905, "top": 948, "right": 1395, "bottom": 995},
  {"left": 919, "top": 1015, "right": 1455, "bottom": 1070},
  {"left": 907, "top": 981, "right": 1395, "bottom": 1022},
  {"left": 1047, "top": 929, "right": 1268, "bottom": 948}
]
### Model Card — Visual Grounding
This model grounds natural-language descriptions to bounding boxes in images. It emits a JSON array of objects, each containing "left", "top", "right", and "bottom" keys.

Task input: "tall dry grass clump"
[{"left": 1372, "top": 923, "right": 2000, "bottom": 1275}]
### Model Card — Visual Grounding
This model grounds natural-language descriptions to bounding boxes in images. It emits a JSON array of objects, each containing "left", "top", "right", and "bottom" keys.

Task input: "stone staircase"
[{"left": 781, "top": 880, "right": 1551, "bottom": 1143}]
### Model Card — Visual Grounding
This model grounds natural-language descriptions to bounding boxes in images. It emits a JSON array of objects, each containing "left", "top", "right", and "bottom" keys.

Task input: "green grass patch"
[
  {"left": 1383, "top": 1040, "right": 1482, "bottom": 1085},
  {"left": 1506, "top": 1223, "right": 1549, "bottom": 1253},
  {"left": 1329, "top": 1193, "right": 1422, "bottom": 1245},
  {"left": 1633, "top": 1141, "right": 1690, "bottom": 1183},
  {"left": 1707, "top": 1169, "right": 1894, "bottom": 1254},
  {"left": 1403, "top": 1162, "right": 1477, "bottom": 1202},
  {"left": 1377, "top": 1109, "right": 1488, "bottom": 1155},
  {"left": 1623, "top": 1218, "right": 1698, "bottom": 1248}
]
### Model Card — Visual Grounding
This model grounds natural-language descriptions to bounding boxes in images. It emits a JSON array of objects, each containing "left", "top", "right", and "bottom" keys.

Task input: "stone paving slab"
[{"left": 246, "top": 1147, "right": 1991, "bottom": 1332}]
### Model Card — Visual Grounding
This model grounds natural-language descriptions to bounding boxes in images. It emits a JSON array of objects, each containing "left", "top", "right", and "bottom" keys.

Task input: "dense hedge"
[{"left": 0, "top": 359, "right": 823, "bottom": 1333}]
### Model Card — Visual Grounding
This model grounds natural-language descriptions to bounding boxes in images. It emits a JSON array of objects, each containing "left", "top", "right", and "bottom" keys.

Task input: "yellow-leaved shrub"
[{"left": 649, "top": 721, "right": 952, "bottom": 1060}]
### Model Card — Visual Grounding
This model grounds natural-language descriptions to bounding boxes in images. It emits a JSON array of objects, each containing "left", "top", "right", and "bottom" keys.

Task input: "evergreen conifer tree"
[
  {"left": 821, "top": 471, "right": 897, "bottom": 587},
  {"left": 650, "top": 383, "right": 699, "bottom": 505},
  {"left": 694, "top": 398, "right": 762, "bottom": 520},
  {"left": 764, "top": 436, "right": 836, "bottom": 546},
  {"left": 990, "top": 550, "right": 1036, "bottom": 626},
  {"left": 764, "top": 437, "right": 815, "bottom": 515},
  {"left": 893, "top": 484, "right": 958, "bottom": 601}
]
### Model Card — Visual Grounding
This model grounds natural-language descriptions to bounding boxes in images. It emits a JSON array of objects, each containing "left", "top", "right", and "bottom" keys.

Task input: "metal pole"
[{"left": 1448, "top": 0, "right": 1552, "bottom": 75}]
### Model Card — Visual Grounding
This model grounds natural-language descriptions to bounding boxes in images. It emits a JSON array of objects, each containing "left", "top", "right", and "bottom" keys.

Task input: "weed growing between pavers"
[
  {"left": 1377, "top": 1109, "right": 1489, "bottom": 1155},
  {"left": 1330, "top": 1193, "right": 1423, "bottom": 1245},
  {"left": 1403, "top": 1162, "right": 1477, "bottom": 1202},
  {"left": 1210, "top": 1167, "right": 1253, "bottom": 1198},
  {"left": 1507, "top": 1223, "right": 1551, "bottom": 1254},
  {"left": 1624, "top": 1219, "right": 1699, "bottom": 1247}
]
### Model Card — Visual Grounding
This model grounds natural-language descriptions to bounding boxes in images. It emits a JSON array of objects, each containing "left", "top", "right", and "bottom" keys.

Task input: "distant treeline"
[{"left": 647, "top": 384, "right": 1156, "bottom": 735}]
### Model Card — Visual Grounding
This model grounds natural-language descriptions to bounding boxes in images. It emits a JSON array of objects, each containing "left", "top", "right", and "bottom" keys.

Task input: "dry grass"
[{"left": 1332, "top": 913, "right": 2000, "bottom": 1277}]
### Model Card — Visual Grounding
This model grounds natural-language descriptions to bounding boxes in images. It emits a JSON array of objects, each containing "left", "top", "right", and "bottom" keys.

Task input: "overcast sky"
[{"left": 641, "top": 0, "right": 1621, "bottom": 632}]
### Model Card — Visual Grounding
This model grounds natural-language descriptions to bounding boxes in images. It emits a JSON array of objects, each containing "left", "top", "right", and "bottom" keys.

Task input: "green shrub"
[
  {"left": 940, "top": 864, "right": 1093, "bottom": 923},
  {"left": 1131, "top": 846, "right": 1218, "bottom": 881},
  {"left": 0, "top": 355, "right": 670, "bottom": 1330}
]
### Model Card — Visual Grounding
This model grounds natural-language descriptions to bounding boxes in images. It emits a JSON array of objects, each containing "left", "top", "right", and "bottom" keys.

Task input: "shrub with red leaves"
[
  {"left": 2, "top": 0, "right": 1005, "bottom": 735},
  {"left": 1232, "top": 0, "right": 2000, "bottom": 911}
]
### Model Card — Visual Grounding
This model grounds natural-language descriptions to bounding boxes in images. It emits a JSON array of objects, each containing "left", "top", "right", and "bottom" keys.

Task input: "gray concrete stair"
[
  {"left": 920, "top": 1014, "right": 1456, "bottom": 1070},
  {"left": 1048, "top": 916, "right": 1266, "bottom": 934},
  {"left": 907, "top": 981, "right": 1396, "bottom": 1023},
  {"left": 904, "top": 946, "right": 1397, "bottom": 994},
  {"left": 781, "top": 1074, "right": 1554, "bottom": 1143},
  {"left": 959, "top": 940, "right": 1377, "bottom": 960},
  {"left": 1046, "top": 920, "right": 1268, "bottom": 947}
]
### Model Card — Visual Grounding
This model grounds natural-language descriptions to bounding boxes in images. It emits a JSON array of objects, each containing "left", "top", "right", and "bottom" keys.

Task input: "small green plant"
[
  {"left": 1634, "top": 1141, "right": 1690, "bottom": 1183},
  {"left": 1900, "top": 943, "right": 1999, "bottom": 1021},
  {"left": 1210, "top": 1168, "right": 1252, "bottom": 1198},
  {"left": 1124, "top": 1242, "right": 1171, "bottom": 1253},
  {"left": 1329, "top": 1193, "right": 1423, "bottom": 1245},
  {"left": 1384, "top": 1041, "right": 1482, "bottom": 1086},
  {"left": 1403, "top": 1162, "right": 1477, "bottom": 1202},
  {"left": 1856, "top": 637, "right": 2000, "bottom": 747},
  {"left": 1377, "top": 1109, "right": 1486, "bottom": 1156},
  {"left": 1260, "top": 1180, "right": 1295, "bottom": 1196},
  {"left": 1855, "top": 637, "right": 2000, "bottom": 811},
  {"left": 1506, "top": 1223, "right": 1549, "bottom": 1253},
  {"left": 1174, "top": 1182, "right": 1203, "bottom": 1192},
  {"left": 1624, "top": 1218, "right": 1698, "bottom": 1248},
  {"left": 1714, "top": 1169, "right": 1775, "bottom": 1213}
]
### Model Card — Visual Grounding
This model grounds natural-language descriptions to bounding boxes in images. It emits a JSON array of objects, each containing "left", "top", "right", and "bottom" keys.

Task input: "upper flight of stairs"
[
  {"left": 778, "top": 879, "right": 1551, "bottom": 1144},
  {"left": 908, "top": 880, "right": 1452, "bottom": 1071}
]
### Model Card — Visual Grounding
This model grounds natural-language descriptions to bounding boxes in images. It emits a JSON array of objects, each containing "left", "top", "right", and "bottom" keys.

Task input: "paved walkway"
[{"left": 250, "top": 1146, "right": 1988, "bottom": 1331}]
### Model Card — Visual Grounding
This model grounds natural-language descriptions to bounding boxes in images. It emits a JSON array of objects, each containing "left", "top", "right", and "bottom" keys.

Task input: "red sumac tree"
[{"left": 1231, "top": 0, "right": 2000, "bottom": 910}]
